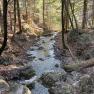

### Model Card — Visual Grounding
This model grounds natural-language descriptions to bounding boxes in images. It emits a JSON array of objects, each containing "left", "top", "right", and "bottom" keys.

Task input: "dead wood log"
[{"left": 63, "top": 58, "right": 94, "bottom": 72}]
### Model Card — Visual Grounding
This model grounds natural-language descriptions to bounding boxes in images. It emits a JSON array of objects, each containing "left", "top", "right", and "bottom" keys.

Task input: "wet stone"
[
  {"left": 19, "top": 66, "right": 36, "bottom": 80},
  {"left": 50, "top": 38, "right": 54, "bottom": 41},
  {"left": 37, "top": 46, "right": 44, "bottom": 50},
  {"left": 55, "top": 64, "right": 59, "bottom": 68},
  {"left": 27, "top": 56, "right": 36, "bottom": 61},
  {"left": 33, "top": 44, "right": 39, "bottom": 47},
  {"left": 27, "top": 83, "right": 35, "bottom": 89},
  {"left": 30, "top": 48, "right": 35, "bottom": 51},
  {"left": 42, "top": 40, "right": 45, "bottom": 43},
  {"left": 38, "top": 58, "right": 44, "bottom": 61},
  {"left": 47, "top": 55, "right": 51, "bottom": 57}
]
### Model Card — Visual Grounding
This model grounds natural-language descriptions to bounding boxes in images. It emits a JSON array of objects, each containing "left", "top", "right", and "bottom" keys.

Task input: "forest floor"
[
  {"left": 54, "top": 29, "right": 94, "bottom": 70},
  {"left": 0, "top": 32, "right": 37, "bottom": 80}
]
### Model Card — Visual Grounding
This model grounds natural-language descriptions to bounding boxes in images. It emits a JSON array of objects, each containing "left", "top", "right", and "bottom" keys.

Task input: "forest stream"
[
  {"left": 17, "top": 31, "right": 94, "bottom": 94},
  {"left": 25, "top": 32, "right": 64, "bottom": 94}
]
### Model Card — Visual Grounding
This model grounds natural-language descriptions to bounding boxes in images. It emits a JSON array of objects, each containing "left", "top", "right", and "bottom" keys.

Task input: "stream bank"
[{"left": 53, "top": 30, "right": 94, "bottom": 94}]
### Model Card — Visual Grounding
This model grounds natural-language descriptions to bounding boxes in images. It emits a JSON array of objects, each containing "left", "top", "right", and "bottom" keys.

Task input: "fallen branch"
[
  {"left": 64, "top": 33, "right": 79, "bottom": 63},
  {"left": 63, "top": 58, "right": 94, "bottom": 72}
]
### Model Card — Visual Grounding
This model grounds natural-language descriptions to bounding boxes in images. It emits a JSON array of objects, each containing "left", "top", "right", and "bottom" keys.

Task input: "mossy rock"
[
  {"left": 19, "top": 68, "right": 36, "bottom": 80},
  {"left": 77, "top": 75, "right": 94, "bottom": 94},
  {"left": 40, "top": 71, "right": 66, "bottom": 87},
  {"left": 26, "top": 83, "right": 35, "bottom": 89}
]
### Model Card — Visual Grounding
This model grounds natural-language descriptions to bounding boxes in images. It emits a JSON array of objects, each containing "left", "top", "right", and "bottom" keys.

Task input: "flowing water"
[{"left": 26, "top": 33, "right": 63, "bottom": 94}]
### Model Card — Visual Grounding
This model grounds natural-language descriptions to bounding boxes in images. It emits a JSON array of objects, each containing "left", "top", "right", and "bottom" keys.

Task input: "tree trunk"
[
  {"left": 24, "top": 0, "right": 28, "bottom": 22},
  {"left": 16, "top": 0, "right": 22, "bottom": 34},
  {"left": 61, "top": 0, "right": 67, "bottom": 48},
  {"left": 68, "top": 0, "right": 78, "bottom": 29},
  {"left": 13, "top": 0, "right": 17, "bottom": 36},
  {"left": 43, "top": 0, "right": 45, "bottom": 31},
  {"left": 92, "top": 0, "right": 94, "bottom": 27},
  {"left": 0, "top": 0, "right": 8, "bottom": 55},
  {"left": 64, "top": 0, "right": 74, "bottom": 30},
  {"left": 82, "top": 0, "right": 88, "bottom": 29}
]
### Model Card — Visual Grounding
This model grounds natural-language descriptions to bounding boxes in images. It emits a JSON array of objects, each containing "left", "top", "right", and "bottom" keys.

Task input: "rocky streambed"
[
  {"left": 26, "top": 31, "right": 94, "bottom": 94},
  {"left": 26, "top": 31, "right": 93, "bottom": 94},
  {"left": 26, "top": 32, "right": 66, "bottom": 94}
]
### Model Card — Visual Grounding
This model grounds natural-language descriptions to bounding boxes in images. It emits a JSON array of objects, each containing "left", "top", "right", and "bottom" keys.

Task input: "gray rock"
[
  {"left": 55, "top": 64, "right": 59, "bottom": 68},
  {"left": 49, "top": 82, "right": 74, "bottom": 94},
  {"left": 0, "top": 79, "right": 9, "bottom": 92},
  {"left": 19, "top": 66, "right": 36, "bottom": 80},
  {"left": 37, "top": 46, "right": 44, "bottom": 50},
  {"left": 40, "top": 71, "right": 66, "bottom": 87},
  {"left": 73, "top": 74, "right": 94, "bottom": 94}
]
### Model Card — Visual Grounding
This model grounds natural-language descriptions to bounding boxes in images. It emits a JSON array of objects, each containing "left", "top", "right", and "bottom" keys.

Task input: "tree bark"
[
  {"left": 43, "top": 0, "right": 45, "bottom": 31},
  {"left": 68, "top": 0, "right": 78, "bottom": 29},
  {"left": 64, "top": 0, "right": 74, "bottom": 29},
  {"left": 16, "top": 0, "right": 22, "bottom": 34},
  {"left": 0, "top": 0, "right": 8, "bottom": 55},
  {"left": 13, "top": 0, "right": 17, "bottom": 36},
  {"left": 61, "top": 0, "right": 67, "bottom": 48},
  {"left": 92, "top": 0, "right": 94, "bottom": 27},
  {"left": 82, "top": 0, "right": 88, "bottom": 29}
]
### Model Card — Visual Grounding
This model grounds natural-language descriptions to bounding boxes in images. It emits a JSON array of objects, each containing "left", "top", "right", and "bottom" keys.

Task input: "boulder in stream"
[
  {"left": 40, "top": 71, "right": 66, "bottom": 87},
  {"left": 19, "top": 66, "right": 36, "bottom": 80}
]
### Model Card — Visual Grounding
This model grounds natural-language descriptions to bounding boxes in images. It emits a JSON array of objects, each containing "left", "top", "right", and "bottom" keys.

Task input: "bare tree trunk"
[
  {"left": 64, "top": 0, "right": 74, "bottom": 30},
  {"left": 24, "top": 0, "right": 28, "bottom": 22},
  {"left": 64, "top": 0, "right": 69, "bottom": 31},
  {"left": 61, "top": 0, "right": 67, "bottom": 48},
  {"left": 0, "top": 0, "right": 8, "bottom": 55},
  {"left": 13, "top": 0, "right": 17, "bottom": 36},
  {"left": 25, "top": 0, "right": 28, "bottom": 16},
  {"left": 16, "top": 0, "right": 22, "bottom": 34},
  {"left": 43, "top": 0, "right": 45, "bottom": 31},
  {"left": 92, "top": 0, "right": 94, "bottom": 27},
  {"left": 82, "top": 0, "right": 88, "bottom": 29},
  {"left": 68, "top": 0, "right": 78, "bottom": 29}
]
